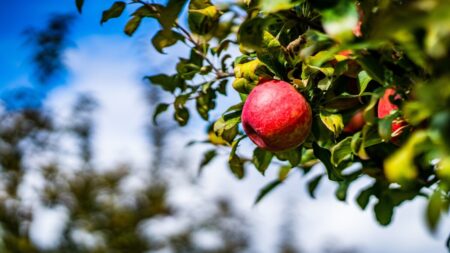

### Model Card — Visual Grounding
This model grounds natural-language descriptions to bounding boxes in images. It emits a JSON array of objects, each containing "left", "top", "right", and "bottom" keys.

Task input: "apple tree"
[{"left": 77, "top": 0, "right": 450, "bottom": 242}]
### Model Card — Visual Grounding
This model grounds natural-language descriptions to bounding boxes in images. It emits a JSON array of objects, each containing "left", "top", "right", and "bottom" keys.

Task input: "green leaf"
[
  {"left": 173, "top": 106, "right": 189, "bottom": 126},
  {"left": 232, "top": 59, "right": 268, "bottom": 93},
  {"left": 238, "top": 17, "right": 266, "bottom": 50},
  {"left": 176, "top": 58, "right": 201, "bottom": 80},
  {"left": 213, "top": 114, "right": 239, "bottom": 144},
  {"left": 356, "top": 187, "right": 373, "bottom": 210},
  {"left": 124, "top": 15, "right": 142, "bottom": 36},
  {"left": 75, "top": 0, "right": 84, "bottom": 13},
  {"left": 384, "top": 131, "right": 430, "bottom": 185},
  {"left": 101, "top": 1, "right": 126, "bottom": 25},
  {"left": 426, "top": 191, "right": 442, "bottom": 232},
  {"left": 278, "top": 165, "right": 291, "bottom": 181},
  {"left": 196, "top": 84, "right": 216, "bottom": 120},
  {"left": 146, "top": 74, "right": 178, "bottom": 92},
  {"left": 132, "top": 4, "right": 162, "bottom": 17},
  {"left": 229, "top": 155, "right": 245, "bottom": 179},
  {"left": 320, "top": 111, "right": 344, "bottom": 137},
  {"left": 188, "top": 0, "right": 221, "bottom": 36},
  {"left": 403, "top": 101, "right": 432, "bottom": 126},
  {"left": 357, "top": 71, "right": 372, "bottom": 95},
  {"left": 307, "top": 174, "right": 323, "bottom": 198},
  {"left": 260, "top": 0, "right": 299, "bottom": 13},
  {"left": 254, "top": 180, "right": 282, "bottom": 205},
  {"left": 153, "top": 103, "right": 169, "bottom": 124},
  {"left": 252, "top": 148, "right": 273, "bottom": 175},
  {"left": 217, "top": 79, "right": 228, "bottom": 95},
  {"left": 256, "top": 31, "right": 287, "bottom": 79},
  {"left": 152, "top": 30, "right": 184, "bottom": 54},
  {"left": 275, "top": 148, "right": 302, "bottom": 167},
  {"left": 312, "top": 143, "right": 343, "bottom": 181},
  {"left": 374, "top": 197, "right": 394, "bottom": 226},
  {"left": 228, "top": 136, "right": 246, "bottom": 179},
  {"left": 357, "top": 55, "right": 385, "bottom": 85},
  {"left": 198, "top": 149, "right": 217, "bottom": 175},
  {"left": 335, "top": 180, "right": 350, "bottom": 201},
  {"left": 331, "top": 137, "right": 352, "bottom": 166},
  {"left": 213, "top": 104, "right": 242, "bottom": 142},
  {"left": 378, "top": 112, "right": 396, "bottom": 142},
  {"left": 159, "top": 0, "right": 188, "bottom": 30}
]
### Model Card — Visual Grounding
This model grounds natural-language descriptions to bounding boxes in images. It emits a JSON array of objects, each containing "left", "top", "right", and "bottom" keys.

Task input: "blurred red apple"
[
  {"left": 242, "top": 80, "right": 312, "bottom": 152},
  {"left": 353, "top": 3, "right": 364, "bottom": 37},
  {"left": 343, "top": 110, "right": 365, "bottom": 133},
  {"left": 377, "top": 88, "right": 408, "bottom": 143}
]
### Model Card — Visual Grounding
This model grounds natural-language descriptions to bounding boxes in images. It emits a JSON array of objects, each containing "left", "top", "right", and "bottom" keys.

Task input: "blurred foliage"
[
  {"left": 24, "top": 13, "right": 75, "bottom": 84},
  {"left": 0, "top": 93, "right": 251, "bottom": 252},
  {"left": 79, "top": 0, "right": 450, "bottom": 243}
]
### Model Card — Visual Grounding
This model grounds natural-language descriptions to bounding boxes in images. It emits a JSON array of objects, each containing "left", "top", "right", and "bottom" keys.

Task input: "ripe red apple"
[
  {"left": 377, "top": 88, "right": 408, "bottom": 143},
  {"left": 241, "top": 80, "right": 312, "bottom": 152},
  {"left": 343, "top": 110, "right": 365, "bottom": 133}
]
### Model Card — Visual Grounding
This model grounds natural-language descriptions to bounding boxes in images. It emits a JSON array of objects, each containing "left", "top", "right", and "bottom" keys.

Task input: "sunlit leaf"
[
  {"left": 188, "top": 0, "right": 221, "bottom": 36},
  {"left": 260, "top": 0, "right": 300, "bottom": 13},
  {"left": 357, "top": 70, "right": 372, "bottom": 95},
  {"left": 384, "top": 131, "right": 431, "bottom": 185},
  {"left": 320, "top": 111, "right": 344, "bottom": 137},
  {"left": 278, "top": 165, "right": 291, "bottom": 181},
  {"left": 331, "top": 137, "right": 352, "bottom": 166}
]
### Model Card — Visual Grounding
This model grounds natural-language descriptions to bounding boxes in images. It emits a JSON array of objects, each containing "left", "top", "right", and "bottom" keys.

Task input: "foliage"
[
  {"left": 79, "top": 0, "right": 450, "bottom": 242},
  {"left": 23, "top": 13, "right": 75, "bottom": 84},
  {"left": 0, "top": 94, "right": 251, "bottom": 253}
]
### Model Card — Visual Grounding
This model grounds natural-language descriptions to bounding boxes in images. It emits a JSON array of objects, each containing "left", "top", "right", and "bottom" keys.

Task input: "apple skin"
[
  {"left": 343, "top": 110, "right": 365, "bottom": 133},
  {"left": 241, "top": 80, "right": 312, "bottom": 152},
  {"left": 377, "top": 88, "right": 408, "bottom": 143}
]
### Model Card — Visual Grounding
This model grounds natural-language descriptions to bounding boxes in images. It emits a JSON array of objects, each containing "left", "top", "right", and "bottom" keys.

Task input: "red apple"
[
  {"left": 343, "top": 110, "right": 365, "bottom": 133},
  {"left": 377, "top": 88, "right": 408, "bottom": 143},
  {"left": 241, "top": 80, "right": 312, "bottom": 152}
]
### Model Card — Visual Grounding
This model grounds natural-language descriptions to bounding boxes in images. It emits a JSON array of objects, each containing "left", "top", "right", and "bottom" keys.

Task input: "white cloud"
[{"left": 46, "top": 35, "right": 154, "bottom": 170}]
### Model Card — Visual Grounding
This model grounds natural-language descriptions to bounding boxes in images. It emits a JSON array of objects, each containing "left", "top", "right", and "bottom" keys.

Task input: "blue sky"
[
  {"left": 0, "top": 0, "right": 161, "bottom": 106},
  {"left": 1, "top": 1, "right": 450, "bottom": 253}
]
